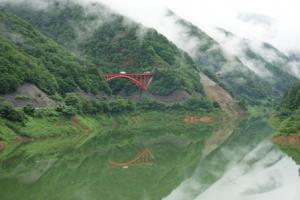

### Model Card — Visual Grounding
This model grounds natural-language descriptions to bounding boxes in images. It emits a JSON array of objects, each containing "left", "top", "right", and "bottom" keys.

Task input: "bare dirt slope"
[
  {"left": 273, "top": 133, "right": 300, "bottom": 147},
  {"left": 1, "top": 83, "right": 57, "bottom": 107},
  {"left": 200, "top": 73, "right": 241, "bottom": 118},
  {"left": 200, "top": 73, "right": 242, "bottom": 158}
]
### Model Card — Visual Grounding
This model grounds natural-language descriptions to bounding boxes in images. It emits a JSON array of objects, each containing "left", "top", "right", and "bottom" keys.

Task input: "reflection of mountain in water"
[{"left": 164, "top": 117, "right": 300, "bottom": 200}]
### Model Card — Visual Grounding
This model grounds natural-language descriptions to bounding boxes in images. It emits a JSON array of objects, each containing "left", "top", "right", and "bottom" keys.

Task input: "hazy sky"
[{"left": 96, "top": 0, "right": 300, "bottom": 53}]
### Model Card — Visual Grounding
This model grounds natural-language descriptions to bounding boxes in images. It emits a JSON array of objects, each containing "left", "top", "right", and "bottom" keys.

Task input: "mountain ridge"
[
  {"left": 1, "top": 0, "right": 204, "bottom": 96},
  {"left": 140, "top": 10, "right": 298, "bottom": 106}
]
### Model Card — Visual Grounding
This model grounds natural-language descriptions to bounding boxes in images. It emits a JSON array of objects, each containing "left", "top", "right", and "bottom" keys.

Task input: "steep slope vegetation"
[
  {"left": 1, "top": 1, "right": 203, "bottom": 96},
  {"left": 273, "top": 80, "right": 300, "bottom": 163},
  {"left": 0, "top": 9, "right": 109, "bottom": 95},
  {"left": 162, "top": 11, "right": 297, "bottom": 105},
  {"left": 285, "top": 51, "right": 300, "bottom": 78},
  {"left": 277, "top": 80, "right": 300, "bottom": 134}
]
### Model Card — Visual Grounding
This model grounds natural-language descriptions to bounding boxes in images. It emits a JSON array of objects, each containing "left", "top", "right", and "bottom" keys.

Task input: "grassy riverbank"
[
  {"left": 0, "top": 109, "right": 226, "bottom": 200},
  {"left": 269, "top": 79, "right": 300, "bottom": 164},
  {"left": 0, "top": 109, "right": 223, "bottom": 161}
]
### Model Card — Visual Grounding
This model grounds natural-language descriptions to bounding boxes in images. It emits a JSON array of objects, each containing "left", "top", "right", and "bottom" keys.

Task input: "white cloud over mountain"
[{"left": 96, "top": 0, "right": 300, "bottom": 53}]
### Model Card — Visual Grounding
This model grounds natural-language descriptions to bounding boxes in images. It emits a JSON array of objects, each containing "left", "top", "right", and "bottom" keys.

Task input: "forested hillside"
[
  {"left": 272, "top": 80, "right": 300, "bottom": 164},
  {"left": 0, "top": 1, "right": 219, "bottom": 151},
  {"left": 277, "top": 80, "right": 300, "bottom": 134},
  {"left": 164, "top": 12, "right": 297, "bottom": 105},
  {"left": 0, "top": 9, "right": 110, "bottom": 95},
  {"left": 1, "top": 1, "right": 203, "bottom": 96}
]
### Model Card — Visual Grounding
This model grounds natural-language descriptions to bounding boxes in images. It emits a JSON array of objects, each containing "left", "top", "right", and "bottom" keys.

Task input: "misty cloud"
[
  {"left": 210, "top": 29, "right": 274, "bottom": 78},
  {"left": 2, "top": 0, "right": 299, "bottom": 79},
  {"left": 237, "top": 12, "right": 274, "bottom": 28},
  {"left": 95, "top": 0, "right": 300, "bottom": 53},
  {"left": 287, "top": 61, "right": 300, "bottom": 78},
  {"left": 0, "top": 0, "right": 49, "bottom": 9}
]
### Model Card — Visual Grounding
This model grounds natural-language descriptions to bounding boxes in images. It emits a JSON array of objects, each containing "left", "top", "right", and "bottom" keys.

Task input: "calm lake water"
[{"left": 0, "top": 117, "right": 299, "bottom": 200}]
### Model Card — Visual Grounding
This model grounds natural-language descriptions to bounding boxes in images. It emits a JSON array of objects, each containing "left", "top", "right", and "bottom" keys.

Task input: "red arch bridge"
[{"left": 104, "top": 72, "right": 153, "bottom": 90}]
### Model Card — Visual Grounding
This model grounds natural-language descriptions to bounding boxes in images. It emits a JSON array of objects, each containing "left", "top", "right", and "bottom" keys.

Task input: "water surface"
[{"left": 0, "top": 117, "right": 299, "bottom": 200}]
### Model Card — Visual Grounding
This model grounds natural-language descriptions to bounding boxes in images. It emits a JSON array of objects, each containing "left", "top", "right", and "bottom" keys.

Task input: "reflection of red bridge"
[
  {"left": 104, "top": 72, "right": 153, "bottom": 90},
  {"left": 109, "top": 148, "right": 153, "bottom": 167}
]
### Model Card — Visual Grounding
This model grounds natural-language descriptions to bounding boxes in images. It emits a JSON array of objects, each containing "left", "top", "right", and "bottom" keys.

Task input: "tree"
[
  {"left": 64, "top": 93, "right": 83, "bottom": 112},
  {"left": 183, "top": 98, "right": 213, "bottom": 112},
  {"left": 0, "top": 102, "right": 24, "bottom": 122},
  {"left": 56, "top": 105, "right": 77, "bottom": 117},
  {"left": 109, "top": 99, "right": 136, "bottom": 113},
  {"left": 82, "top": 100, "right": 97, "bottom": 115},
  {"left": 0, "top": 74, "right": 19, "bottom": 94},
  {"left": 23, "top": 104, "right": 35, "bottom": 116}
]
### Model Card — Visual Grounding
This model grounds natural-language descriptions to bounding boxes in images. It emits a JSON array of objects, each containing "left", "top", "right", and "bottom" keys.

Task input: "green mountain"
[
  {"left": 1, "top": 2, "right": 298, "bottom": 199},
  {"left": 1, "top": 1, "right": 203, "bottom": 96},
  {"left": 0, "top": 9, "right": 109, "bottom": 95},
  {"left": 273, "top": 79, "right": 300, "bottom": 164},
  {"left": 164, "top": 11, "right": 297, "bottom": 105},
  {"left": 277, "top": 79, "right": 300, "bottom": 134}
]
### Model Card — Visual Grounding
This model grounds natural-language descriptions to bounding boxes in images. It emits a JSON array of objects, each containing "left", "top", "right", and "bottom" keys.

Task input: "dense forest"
[
  {"left": 277, "top": 80, "right": 300, "bottom": 134},
  {"left": 0, "top": 1, "right": 216, "bottom": 131},
  {"left": 0, "top": 9, "right": 110, "bottom": 95},
  {"left": 1, "top": 1, "right": 202, "bottom": 96}
]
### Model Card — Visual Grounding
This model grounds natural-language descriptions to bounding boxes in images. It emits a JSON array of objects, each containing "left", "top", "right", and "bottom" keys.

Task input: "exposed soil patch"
[
  {"left": 70, "top": 116, "right": 90, "bottom": 135},
  {"left": 184, "top": 115, "right": 214, "bottom": 124},
  {"left": 200, "top": 74, "right": 241, "bottom": 119},
  {"left": 0, "top": 141, "right": 5, "bottom": 151},
  {"left": 17, "top": 136, "right": 33, "bottom": 144},
  {"left": 199, "top": 73, "right": 243, "bottom": 158},
  {"left": 0, "top": 83, "right": 57, "bottom": 107},
  {"left": 205, "top": 86, "right": 240, "bottom": 117},
  {"left": 272, "top": 134, "right": 300, "bottom": 146}
]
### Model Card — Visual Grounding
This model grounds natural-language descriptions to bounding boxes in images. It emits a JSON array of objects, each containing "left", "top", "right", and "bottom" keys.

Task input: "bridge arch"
[{"left": 104, "top": 73, "right": 153, "bottom": 90}]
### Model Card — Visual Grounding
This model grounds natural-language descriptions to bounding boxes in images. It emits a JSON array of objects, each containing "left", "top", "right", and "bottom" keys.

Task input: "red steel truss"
[{"left": 104, "top": 73, "right": 153, "bottom": 90}]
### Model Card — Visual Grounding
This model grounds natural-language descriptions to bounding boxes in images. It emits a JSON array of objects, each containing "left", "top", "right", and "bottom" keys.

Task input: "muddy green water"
[{"left": 0, "top": 117, "right": 299, "bottom": 200}]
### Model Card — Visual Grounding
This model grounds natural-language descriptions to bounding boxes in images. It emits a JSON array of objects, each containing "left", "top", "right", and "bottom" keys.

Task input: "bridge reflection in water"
[{"left": 109, "top": 148, "right": 153, "bottom": 168}]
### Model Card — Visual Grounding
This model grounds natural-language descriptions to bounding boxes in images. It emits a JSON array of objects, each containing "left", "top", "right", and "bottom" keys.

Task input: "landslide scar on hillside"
[
  {"left": 273, "top": 133, "right": 300, "bottom": 147},
  {"left": 199, "top": 72, "right": 242, "bottom": 158}
]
